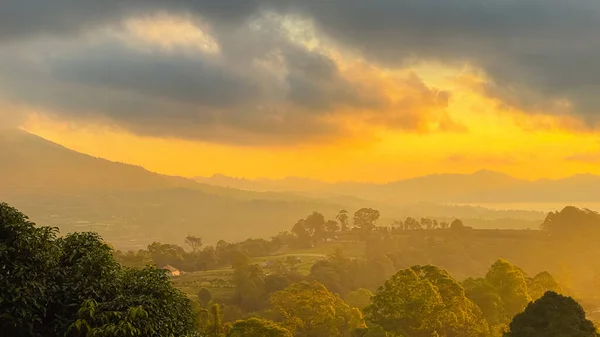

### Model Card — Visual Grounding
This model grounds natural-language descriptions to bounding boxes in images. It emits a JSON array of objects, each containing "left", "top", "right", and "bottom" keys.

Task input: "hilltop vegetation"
[{"left": 3, "top": 203, "right": 600, "bottom": 336}]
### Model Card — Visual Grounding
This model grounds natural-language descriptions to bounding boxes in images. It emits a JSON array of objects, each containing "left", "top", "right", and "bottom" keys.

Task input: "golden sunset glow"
[{"left": 3, "top": 8, "right": 600, "bottom": 183}]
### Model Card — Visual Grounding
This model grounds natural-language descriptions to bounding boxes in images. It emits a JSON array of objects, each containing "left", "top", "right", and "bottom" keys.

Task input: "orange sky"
[{"left": 8, "top": 13, "right": 600, "bottom": 183}]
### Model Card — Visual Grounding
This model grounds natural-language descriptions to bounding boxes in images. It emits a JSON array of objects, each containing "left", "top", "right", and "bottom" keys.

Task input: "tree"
[
  {"left": 306, "top": 212, "right": 326, "bottom": 240},
  {"left": 366, "top": 265, "right": 489, "bottom": 337},
  {"left": 0, "top": 203, "right": 198, "bottom": 337},
  {"left": 505, "top": 291, "right": 598, "bottom": 337},
  {"left": 404, "top": 217, "right": 421, "bottom": 230},
  {"left": 325, "top": 220, "right": 340, "bottom": 233},
  {"left": 269, "top": 281, "right": 366, "bottom": 336},
  {"left": 463, "top": 277, "right": 507, "bottom": 327},
  {"left": 336, "top": 210, "right": 350, "bottom": 232},
  {"left": 527, "top": 271, "right": 561, "bottom": 301},
  {"left": 440, "top": 221, "right": 450, "bottom": 229},
  {"left": 391, "top": 220, "right": 404, "bottom": 231},
  {"left": 421, "top": 218, "right": 433, "bottom": 229},
  {"left": 450, "top": 219, "right": 465, "bottom": 229},
  {"left": 354, "top": 208, "right": 380, "bottom": 234},
  {"left": 345, "top": 288, "right": 374, "bottom": 311},
  {"left": 211, "top": 303, "right": 224, "bottom": 337},
  {"left": 185, "top": 235, "right": 203, "bottom": 252},
  {"left": 291, "top": 219, "right": 311, "bottom": 247},
  {"left": 227, "top": 318, "right": 293, "bottom": 337},
  {"left": 198, "top": 288, "right": 213, "bottom": 308},
  {"left": 485, "top": 259, "right": 531, "bottom": 319}
]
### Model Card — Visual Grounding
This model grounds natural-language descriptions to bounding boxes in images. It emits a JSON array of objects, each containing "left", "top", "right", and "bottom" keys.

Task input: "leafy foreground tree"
[
  {"left": 505, "top": 291, "right": 599, "bottom": 337},
  {"left": 0, "top": 203, "right": 198, "bottom": 337},
  {"left": 227, "top": 318, "right": 293, "bottom": 337},
  {"left": 366, "top": 265, "right": 489, "bottom": 337},
  {"left": 269, "top": 281, "right": 366, "bottom": 336}
]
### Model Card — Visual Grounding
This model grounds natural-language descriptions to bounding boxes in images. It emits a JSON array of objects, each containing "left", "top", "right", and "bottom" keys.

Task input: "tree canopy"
[
  {"left": 227, "top": 318, "right": 293, "bottom": 337},
  {"left": 269, "top": 281, "right": 366, "bottom": 336},
  {"left": 366, "top": 265, "right": 489, "bottom": 337},
  {"left": 0, "top": 203, "right": 197, "bottom": 337},
  {"left": 506, "top": 291, "right": 599, "bottom": 337}
]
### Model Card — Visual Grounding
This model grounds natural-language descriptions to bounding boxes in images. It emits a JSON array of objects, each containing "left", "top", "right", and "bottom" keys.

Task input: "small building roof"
[{"left": 161, "top": 264, "right": 180, "bottom": 272}]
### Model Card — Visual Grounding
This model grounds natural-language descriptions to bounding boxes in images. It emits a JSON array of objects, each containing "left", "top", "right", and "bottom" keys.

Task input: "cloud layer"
[{"left": 1, "top": 0, "right": 599, "bottom": 144}]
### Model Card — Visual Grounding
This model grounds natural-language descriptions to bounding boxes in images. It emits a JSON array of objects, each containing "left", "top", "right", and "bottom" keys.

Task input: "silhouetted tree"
[
  {"left": 185, "top": 235, "right": 203, "bottom": 252},
  {"left": 506, "top": 291, "right": 598, "bottom": 337},
  {"left": 336, "top": 210, "right": 350, "bottom": 232},
  {"left": 354, "top": 208, "right": 380, "bottom": 234}
]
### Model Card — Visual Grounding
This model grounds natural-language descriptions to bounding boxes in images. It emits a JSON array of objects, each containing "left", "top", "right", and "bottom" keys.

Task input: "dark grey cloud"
[
  {"left": 7, "top": 0, "right": 596, "bottom": 144},
  {"left": 289, "top": 0, "right": 600, "bottom": 117},
  {"left": 0, "top": 33, "right": 389, "bottom": 145}
]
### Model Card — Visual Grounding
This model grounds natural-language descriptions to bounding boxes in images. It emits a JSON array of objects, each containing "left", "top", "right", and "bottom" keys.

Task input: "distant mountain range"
[
  {"left": 195, "top": 170, "right": 600, "bottom": 204},
  {"left": 0, "top": 129, "right": 346, "bottom": 248},
  {"left": 0, "top": 128, "right": 580, "bottom": 249}
]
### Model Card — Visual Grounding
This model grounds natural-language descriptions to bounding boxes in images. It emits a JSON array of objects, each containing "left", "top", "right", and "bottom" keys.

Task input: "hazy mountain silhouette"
[
  {"left": 196, "top": 169, "right": 600, "bottom": 204},
  {"left": 0, "top": 129, "right": 344, "bottom": 248},
  {"left": 0, "top": 129, "right": 547, "bottom": 248}
]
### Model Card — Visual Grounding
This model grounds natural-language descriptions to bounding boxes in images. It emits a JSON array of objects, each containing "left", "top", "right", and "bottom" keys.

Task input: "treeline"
[
  {"left": 113, "top": 207, "right": 467, "bottom": 272},
  {"left": 114, "top": 236, "right": 281, "bottom": 272},
  {"left": 4, "top": 203, "right": 600, "bottom": 336}
]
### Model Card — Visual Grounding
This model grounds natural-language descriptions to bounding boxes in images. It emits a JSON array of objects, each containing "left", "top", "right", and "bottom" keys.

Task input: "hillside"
[
  {"left": 0, "top": 129, "right": 345, "bottom": 248},
  {"left": 0, "top": 129, "right": 545, "bottom": 249}
]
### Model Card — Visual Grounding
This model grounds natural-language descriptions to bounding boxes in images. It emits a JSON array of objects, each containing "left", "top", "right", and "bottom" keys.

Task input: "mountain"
[
  {"left": 0, "top": 129, "right": 547, "bottom": 249},
  {"left": 0, "top": 129, "right": 344, "bottom": 249},
  {"left": 195, "top": 169, "right": 600, "bottom": 204}
]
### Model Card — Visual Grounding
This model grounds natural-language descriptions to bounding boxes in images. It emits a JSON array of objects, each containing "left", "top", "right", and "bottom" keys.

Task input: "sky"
[{"left": 2, "top": 0, "right": 600, "bottom": 183}]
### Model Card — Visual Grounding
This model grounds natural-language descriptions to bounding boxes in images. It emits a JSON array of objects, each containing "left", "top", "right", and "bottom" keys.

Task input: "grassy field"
[{"left": 171, "top": 241, "right": 366, "bottom": 300}]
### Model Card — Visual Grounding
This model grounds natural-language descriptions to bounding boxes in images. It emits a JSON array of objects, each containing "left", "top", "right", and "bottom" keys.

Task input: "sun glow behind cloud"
[{"left": 5, "top": 6, "right": 600, "bottom": 182}]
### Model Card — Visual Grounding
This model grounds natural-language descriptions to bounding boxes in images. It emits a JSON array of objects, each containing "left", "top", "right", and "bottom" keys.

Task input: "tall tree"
[
  {"left": 336, "top": 210, "right": 350, "bottom": 232},
  {"left": 185, "top": 235, "right": 203, "bottom": 252},
  {"left": 291, "top": 219, "right": 311, "bottom": 247},
  {"left": 366, "top": 265, "right": 489, "bottom": 337},
  {"left": 198, "top": 288, "right": 213, "bottom": 308},
  {"left": 354, "top": 208, "right": 380, "bottom": 234},
  {"left": 325, "top": 219, "right": 340, "bottom": 233},
  {"left": 305, "top": 212, "right": 326, "bottom": 240},
  {"left": 269, "top": 281, "right": 366, "bottom": 336},
  {"left": 0, "top": 203, "right": 198, "bottom": 337},
  {"left": 485, "top": 259, "right": 531, "bottom": 319},
  {"left": 505, "top": 291, "right": 598, "bottom": 337},
  {"left": 527, "top": 271, "right": 561, "bottom": 301}
]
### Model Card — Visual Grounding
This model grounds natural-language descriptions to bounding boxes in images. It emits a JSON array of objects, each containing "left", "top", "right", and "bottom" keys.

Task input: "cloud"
[
  {"left": 3, "top": 0, "right": 600, "bottom": 126},
  {"left": 0, "top": 6, "right": 456, "bottom": 145},
  {"left": 292, "top": 0, "right": 600, "bottom": 120}
]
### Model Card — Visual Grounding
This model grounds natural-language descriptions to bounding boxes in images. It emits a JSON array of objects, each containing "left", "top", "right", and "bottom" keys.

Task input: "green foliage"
[
  {"left": 541, "top": 206, "right": 600, "bottom": 239},
  {"left": 485, "top": 259, "right": 531, "bottom": 319},
  {"left": 505, "top": 291, "right": 599, "bottom": 337},
  {"left": 527, "top": 271, "right": 561, "bottom": 301},
  {"left": 336, "top": 210, "right": 350, "bottom": 232},
  {"left": 366, "top": 265, "right": 489, "bottom": 337},
  {"left": 354, "top": 208, "right": 381, "bottom": 234},
  {"left": 0, "top": 203, "right": 198, "bottom": 337},
  {"left": 345, "top": 288, "right": 374, "bottom": 311},
  {"left": 198, "top": 288, "right": 213, "bottom": 308},
  {"left": 185, "top": 236, "right": 203, "bottom": 252},
  {"left": 269, "top": 281, "right": 366, "bottom": 336},
  {"left": 227, "top": 318, "right": 293, "bottom": 337},
  {"left": 463, "top": 277, "right": 507, "bottom": 326},
  {"left": 0, "top": 202, "right": 60, "bottom": 335}
]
